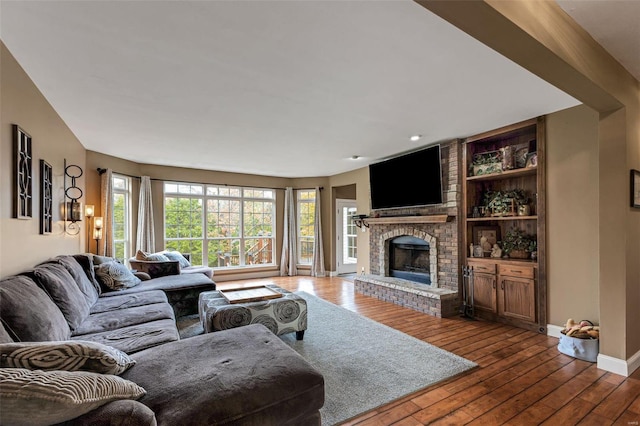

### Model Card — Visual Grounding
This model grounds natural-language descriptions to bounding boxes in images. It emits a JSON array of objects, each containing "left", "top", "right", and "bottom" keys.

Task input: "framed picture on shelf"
[
  {"left": 632, "top": 169, "right": 640, "bottom": 208},
  {"left": 473, "top": 225, "right": 501, "bottom": 256}
]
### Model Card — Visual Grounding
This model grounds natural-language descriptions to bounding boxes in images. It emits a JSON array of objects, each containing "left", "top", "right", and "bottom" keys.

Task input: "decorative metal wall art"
[
  {"left": 40, "top": 160, "right": 53, "bottom": 234},
  {"left": 64, "top": 159, "right": 84, "bottom": 235},
  {"left": 13, "top": 125, "right": 33, "bottom": 219}
]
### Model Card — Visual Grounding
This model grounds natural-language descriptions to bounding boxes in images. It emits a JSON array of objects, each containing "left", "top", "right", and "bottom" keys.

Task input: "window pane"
[
  {"left": 243, "top": 200, "right": 273, "bottom": 237},
  {"left": 207, "top": 199, "right": 240, "bottom": 237},
  {"left": 299, "top": 237, "right": 314, "bottom": 264},
  {"left": 164, "top": 197, "right": 203, "bottom": 238},
  {"left": 208, "top": 239, "right": 240, "bottom": 267},
  {"left": 244, "top": 188, "right": 274, "bottom": 199},
  {"left": 244, "top": 238, "right": 273, "bottom": 265}
]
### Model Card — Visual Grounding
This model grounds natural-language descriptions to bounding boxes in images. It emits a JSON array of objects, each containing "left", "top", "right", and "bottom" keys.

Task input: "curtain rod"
[{"left": 97, "top": 168, "right": 323, "bottom": 191}]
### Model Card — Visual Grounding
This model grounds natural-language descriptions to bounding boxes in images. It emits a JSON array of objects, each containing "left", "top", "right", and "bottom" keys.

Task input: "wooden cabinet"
[
  {"left": 498, "top": 275, "right": 536, "bottom": 322},
  {"left": 463, "top": 117, "right": 546, "bottom": 333}
]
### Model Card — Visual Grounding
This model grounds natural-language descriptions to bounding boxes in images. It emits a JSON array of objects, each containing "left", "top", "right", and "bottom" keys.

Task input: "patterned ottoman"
[{"left": 198, "top": 285, "right": 307, "bottom": 340}]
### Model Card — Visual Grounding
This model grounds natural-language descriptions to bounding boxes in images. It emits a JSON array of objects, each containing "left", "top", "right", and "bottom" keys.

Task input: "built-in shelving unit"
[{"left": 462, "top": 117, "right": 546, "bottom": 334}]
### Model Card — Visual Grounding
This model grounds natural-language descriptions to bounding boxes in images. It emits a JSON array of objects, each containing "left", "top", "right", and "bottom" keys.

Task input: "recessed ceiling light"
[
  {"left": 350, "top": 155, "right": 361, "bottom": 160},
  {"left": 410, "top": 135, "right": 422, "bottom": 142}
]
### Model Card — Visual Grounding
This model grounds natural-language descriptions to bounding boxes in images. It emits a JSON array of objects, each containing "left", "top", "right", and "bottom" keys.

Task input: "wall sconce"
[
  {"left": 65, "top": 201, "right": 83, "bottom": 222},
  {"left": 63, "top": 159, "right": 83, "bottom": 235},
  {"left": 353, "top": 214, "right": 369, "bottom": 231},
  {"left": 93, "top": 216, "right": 103, "bottom": 254},
  {"left": 85, "top": 205, "right": 95, "bottom": 252}
]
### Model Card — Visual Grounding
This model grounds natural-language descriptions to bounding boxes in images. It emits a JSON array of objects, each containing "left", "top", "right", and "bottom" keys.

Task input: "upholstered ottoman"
[{"left": 199, "top": 285, "right": 307, "bottom": 340}]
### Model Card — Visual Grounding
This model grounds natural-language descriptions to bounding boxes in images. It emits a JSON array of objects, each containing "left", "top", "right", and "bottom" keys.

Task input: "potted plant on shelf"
[
  {"left": 483, "top": 189, "right": 528, "bottom": 217},
  {"left": 501, "top": 228, "right": 536, "bottom": 259}
]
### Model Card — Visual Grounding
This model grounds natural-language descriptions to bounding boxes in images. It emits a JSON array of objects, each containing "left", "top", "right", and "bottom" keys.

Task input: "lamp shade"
[
  {"left": 94, "top": 216, "right": 103, "bottom": 230},
  {"left": 93, "top": 227, "right": 103, "bottom": 240},
  {"left": 85, "top": 205, "right": 95, "bottom": 217}
]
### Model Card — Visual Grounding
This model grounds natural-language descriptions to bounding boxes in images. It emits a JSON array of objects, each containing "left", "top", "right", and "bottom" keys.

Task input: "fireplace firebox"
[{"left": 389, "top": 236, "right": 431, "bottom": 284}]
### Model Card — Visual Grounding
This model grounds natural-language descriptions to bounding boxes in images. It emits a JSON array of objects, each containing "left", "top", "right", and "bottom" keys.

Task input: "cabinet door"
[
  {"left": 498, "top": 276, "right": 536, "bottom": 322},
  {"left": 472, "top": 272, "right": 497, "bottom": 314}
]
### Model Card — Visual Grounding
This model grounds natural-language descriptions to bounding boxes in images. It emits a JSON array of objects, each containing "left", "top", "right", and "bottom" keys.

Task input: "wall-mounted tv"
[{"left": 369, "top": 145, "right": 443, "bottom": 210}]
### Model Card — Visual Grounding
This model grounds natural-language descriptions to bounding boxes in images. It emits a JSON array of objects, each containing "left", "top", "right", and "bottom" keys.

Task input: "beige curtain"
[
  {"left": 100, "top": 169, "right": 114, "bottom": 256},
  {"left": 136, "top": 176, "right": 155, "bottom": 253},
  {"left": 280, "top": 187, "right": 298, "bottom": 276},
  {"left": 311, "top": 187, "right": 325, "bottom": 277}
]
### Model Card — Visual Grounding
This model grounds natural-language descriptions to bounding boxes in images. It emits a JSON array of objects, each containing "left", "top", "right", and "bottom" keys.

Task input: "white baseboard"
[
  {"left": 546, "top": 324, "right": 563, "bottom": 338},
  {"left": 597, "top": 354, "right": 629, "bottom": 376},
  {"left": 596, "top": 349, "right": 640, "bottom": 377}
]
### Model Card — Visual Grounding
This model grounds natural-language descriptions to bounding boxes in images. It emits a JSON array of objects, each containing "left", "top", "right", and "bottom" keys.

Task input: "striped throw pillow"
[
  {"left": 0, "top": 368, "right": 145, "bottom": 426},
  {"left": 0, "top": 341, "right": 135, "bottom": 375}
]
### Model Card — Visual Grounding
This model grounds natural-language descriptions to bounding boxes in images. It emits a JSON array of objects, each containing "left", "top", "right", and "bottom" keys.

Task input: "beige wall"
[
  {"left": 419, "top": 0, "right": 640, "bottom": 364},
  {"left": 546, "top": 105, "right": 600, "bottom": 326},
  {"left": 329, "top": 167, "right": 370, "bottom": 274},
  {"left": 0, "top": 44, "right": 86, "bottom": 276}
]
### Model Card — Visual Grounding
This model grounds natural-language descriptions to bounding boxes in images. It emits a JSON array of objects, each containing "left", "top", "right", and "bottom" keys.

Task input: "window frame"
[
  {"left": 297, "top": 189, "right": 316, "bottom": 265},
  {"left": 163, "top": 182, "right": 276, "bottom": 269},
  {"left": 112, "top": 174, "right": 132, "bottom": 263}
]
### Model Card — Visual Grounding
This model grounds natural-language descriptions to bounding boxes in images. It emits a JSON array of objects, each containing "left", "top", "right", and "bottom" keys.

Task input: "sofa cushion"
[
  {"left": 72, "top": 303, "right": 175, "bottom": 337},
  {"left": 73, "top": 319, "right": 179, "bottom": 354},
  {"left": 95, "top": 262, "right": 141, "bottom": 291},
  {"left": 181, "top": 265, "right": 214, "bottom": 279},
  {"left": 73, "top": 253, "right": 102, "bottom": 295},
  {"left": 121, "top": 324, "right": 324, "bottom": 425},
  {"left": 100, "top": 273, "right": 214, "bottom": 297},
  {"left": 0, "top": 275, "right": 71, "bottom": 342},
  {"left": 52, "top": 255, "right": 100, "bottom": 306},
  {"left": 28, "top": 263, "right": 92, "bottom": 332},
  {"left": 58, "top": 399, "right": 157, "bottom": 426},
  {"left": 0, "top": 368, "right": 146, "bottom": 426},
  {"left": 90, "top": 290, "right": 168, "bottom": 314},
  {"left": 0, "top": 321, "right": 13, "bottom": 343},
  {"left": 128, "top": 259, "right": 181, "bottom": 279},
  {"left": 0, "top": 340, "right": 135, "bottom": 375}
]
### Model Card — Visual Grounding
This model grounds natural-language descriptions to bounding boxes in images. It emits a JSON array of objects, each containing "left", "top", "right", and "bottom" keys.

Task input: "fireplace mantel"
[{"left": 365, "top": 215, "right": 451, "bottom": 225}]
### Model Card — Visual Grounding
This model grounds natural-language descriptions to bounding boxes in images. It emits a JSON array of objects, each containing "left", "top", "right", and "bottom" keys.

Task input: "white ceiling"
[{"left": 3, "top": 1, "right": 631, "bottom": 178}]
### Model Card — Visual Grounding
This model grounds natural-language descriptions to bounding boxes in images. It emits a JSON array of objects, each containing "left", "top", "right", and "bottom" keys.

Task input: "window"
[
  {"left": 297, "top": 190, "right": 316, "bottom": 265},
  {"left": 112, "top": 175, "right": 132, "bottom": 263},
  {"left": 164, "top": 183, "right": 275, "bottom": 268}
]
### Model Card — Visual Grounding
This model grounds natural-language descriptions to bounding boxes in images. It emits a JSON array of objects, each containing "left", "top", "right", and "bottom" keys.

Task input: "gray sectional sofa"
[{"left": 0, "top": 254, "right": 324, "bottom": 425}]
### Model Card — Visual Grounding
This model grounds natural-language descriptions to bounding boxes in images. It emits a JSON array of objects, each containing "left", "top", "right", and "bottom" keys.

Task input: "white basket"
[{"left": 558, "top": 334, "right": 599, "bottom": 362}]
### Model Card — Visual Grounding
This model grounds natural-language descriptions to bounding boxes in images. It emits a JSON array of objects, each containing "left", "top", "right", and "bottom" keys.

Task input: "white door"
[{"left": 336, "top": 200, "right": 358, "bottom": 274}]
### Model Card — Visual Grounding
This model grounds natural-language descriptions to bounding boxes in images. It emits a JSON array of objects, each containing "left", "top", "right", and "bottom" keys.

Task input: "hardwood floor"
[{"left": 217, "top": 276, "right": 640, "bottom": 425}]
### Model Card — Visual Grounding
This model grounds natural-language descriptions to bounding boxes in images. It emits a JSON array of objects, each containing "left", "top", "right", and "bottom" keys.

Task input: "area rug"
[{"left": 280, "top": 291, "right": 477, "bottom": 426}]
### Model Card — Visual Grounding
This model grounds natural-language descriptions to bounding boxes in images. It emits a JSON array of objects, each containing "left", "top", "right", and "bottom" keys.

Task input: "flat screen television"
[{"left": 369, "top": 145, "right": 443, "bottom": 210}]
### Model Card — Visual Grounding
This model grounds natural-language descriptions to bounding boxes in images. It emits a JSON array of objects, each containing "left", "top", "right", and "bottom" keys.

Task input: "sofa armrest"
[
  {"left": 129, "top": 259, "right": 180, "bottom": 279},
  {"left": 57, "top": 399, "right": 157, "bottom": 426}
]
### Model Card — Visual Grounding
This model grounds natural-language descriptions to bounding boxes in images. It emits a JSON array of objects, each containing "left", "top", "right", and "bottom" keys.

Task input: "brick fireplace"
[{"left": 354, "top": 140, "right": 462, "bottom": 318}]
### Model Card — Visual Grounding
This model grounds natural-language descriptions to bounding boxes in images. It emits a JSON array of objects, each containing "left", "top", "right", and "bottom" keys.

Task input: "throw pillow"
[
  {"left": 135, "top": 250, "right": 170, "bottom": 262},
  {"left": 0, "top": 341, "right": 135, "bottom": 375},
  {"left": 133, "top": 271, "right": 151, "bottom": 281},
  {"left": 95, "top": 263, "right": 141, "bottom": 291},
  {"left": 163, "top": 251, "right": 191, "bottom": 268},
  {"left": 0, "top": 368, "right": 146, "bottom": 426},
  {"left": 93, "top": 255, "right": 119, "bottom": 265}
]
